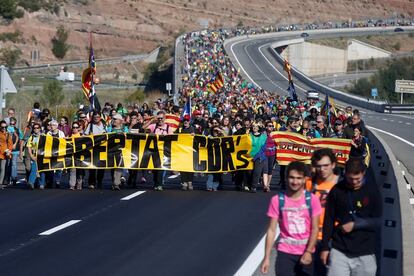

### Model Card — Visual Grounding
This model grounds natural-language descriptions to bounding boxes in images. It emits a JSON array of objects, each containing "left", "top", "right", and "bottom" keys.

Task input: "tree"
[
  {"left": 0, "top": 47, "right": 22, "bottom": 67},
  {"left": 51, "top": 25, "right": 70, "bottom": 59},
  {"left": 71, "top": 90, "right": 86, "bottom": 106},
  {"left": 0, "top": 0, "right": 23, "bottom": 20},
  {"left": 41, "top": 80, "right": 65, "bottom": 106}
]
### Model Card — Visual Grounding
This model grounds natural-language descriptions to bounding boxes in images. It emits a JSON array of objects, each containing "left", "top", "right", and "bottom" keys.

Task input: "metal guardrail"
[{"left": 384, "top": 104, "right": 414, "bottom": 114}]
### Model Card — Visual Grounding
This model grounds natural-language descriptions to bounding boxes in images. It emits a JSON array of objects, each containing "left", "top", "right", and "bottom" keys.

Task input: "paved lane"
[{"left": 0, "top": 188, "right": 273, "bottom": 276}]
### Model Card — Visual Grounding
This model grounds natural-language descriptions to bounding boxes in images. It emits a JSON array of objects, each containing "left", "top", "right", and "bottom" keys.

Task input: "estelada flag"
[
  {"left": 165, "top": 114, "right": 181, "bottom": 132},
  {"left": 207, "top": 82, "right": 218, "bottom": 93},
  {"left": 270, "top": 131, "right": 352, "bottom": 165},
  {"left": 214, "top": 72, "right": 224, "bottom": 89}
]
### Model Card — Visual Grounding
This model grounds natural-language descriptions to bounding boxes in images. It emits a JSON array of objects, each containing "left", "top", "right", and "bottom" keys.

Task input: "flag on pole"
[
  {"left": 284, "top": 59, "right": 292, "bottom": 81},
  {"left": 287, "top": 80, "right": 298, "bottom": 102},
  {"left": 81, "top": 33, "right": 101, "bottom": 111},
  {"left": 181, "top": 97, "right": 192, "bottom": 121}
]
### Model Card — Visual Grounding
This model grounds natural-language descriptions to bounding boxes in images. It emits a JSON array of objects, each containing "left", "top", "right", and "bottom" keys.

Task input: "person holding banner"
[
  {"left": 84, "top": 111, "right": 106, "bottom": 189},
  {"left": 249, "top": 122, "right": 267, "bottom": 193},
  {"left": 106, "top": 113, "right": 128, "bottom": 191},
  {"left": 145, "top": 111, "right": 174, "bottom": 191},
  {"left": 178, "top": 118, "right": 195, "bottom": 191},
  {"left": 26, "top": 123, "right": 45, "bottom": 190},
  {"left": 69, "top": 121, "right": 84, "bottom": 190},
  {"left": 46, "top": 120, "right": 65, "bottom": 188}
]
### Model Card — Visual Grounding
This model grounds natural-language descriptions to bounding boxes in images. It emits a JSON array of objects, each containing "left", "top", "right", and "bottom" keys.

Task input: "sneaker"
[
  {"left": 244, "top": 186, "right": 250, "bottom": 191},
  {"left": 188, "top": 185, "right": 193, "bottom": 191},
  {"left": 181, "top": 185, "right": 188, "bottom": 191},
  {"left": 88, "top": 185, "right": 95, "bottom": 189},
  {"left": 154, "top": 186, "right": 163, "bottom": 191},
  {"left": 69, "top": 187, "right": 75, "bottom": 190},
  {"left": 141, "top": 177, "right": 147, "bottom": 183},
  {"left": 112, "top": 185, "right": 121, "bottom": 191},
  {"left": 39, "top": 186, "right": 45, "bottom": 190},
  {"left": 120, "top": 176, "right": 126, "bottom": 185},
  {"left": 250, "top": 188, "right": 257, "bottom": 193}
]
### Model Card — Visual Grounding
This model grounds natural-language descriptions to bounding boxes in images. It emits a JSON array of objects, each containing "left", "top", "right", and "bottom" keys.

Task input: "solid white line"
[
  {"left": 410, "top": 198, "right": 414, "bottom": 205},
  {"left": 120, "top": 191, "right": 146, "bottom": 201},
  {"left": 367, "top": 126, "right": 414, "bottom": 147},
  {"left": 234, "top": 228, "right": 280, "bottom": 276},
  {"left": 407, "top": 184, "right": 411, "bottom": 190},
  {"left": 39, "top": 220, "right": 81, "bottom": 236},
  {"left": 230, "top": 41, "right": 262, "bottom": 89}
]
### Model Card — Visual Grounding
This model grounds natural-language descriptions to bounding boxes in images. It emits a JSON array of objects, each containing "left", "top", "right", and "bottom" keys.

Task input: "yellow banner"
[{"left": 36, "top": 133, "right": 253, "bottom": 172}]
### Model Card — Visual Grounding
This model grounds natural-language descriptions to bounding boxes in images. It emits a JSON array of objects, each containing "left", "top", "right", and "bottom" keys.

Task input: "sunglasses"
[
  {"left": 267, "top": 125, "right": 273, "bottom": 127},
  {"left": 72, "top": 126, "right": 80, "bottom": 129},
  {"left": 157, "top": 117, "right": 164, "bottom": 120},
  {"left": 33, "top": 127, "right": 40, "bottom": 129},
  {"left": 316, "top": 121, "right": 323, "bottom": 123}
]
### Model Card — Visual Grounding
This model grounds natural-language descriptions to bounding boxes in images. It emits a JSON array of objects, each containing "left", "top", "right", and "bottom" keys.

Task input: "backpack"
[{"left": 278, "top": 191, "right": 312, "bottom": 218}]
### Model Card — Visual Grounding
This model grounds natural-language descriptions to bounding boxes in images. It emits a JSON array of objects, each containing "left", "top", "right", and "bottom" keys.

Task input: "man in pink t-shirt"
[{"left": 261, "top": 161, "right": 321, "bottom": 276}]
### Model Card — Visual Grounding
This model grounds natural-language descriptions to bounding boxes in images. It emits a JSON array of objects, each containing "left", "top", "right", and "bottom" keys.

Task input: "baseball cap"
[{"left": 112, "top": 113, "right": 123, "bottom": 120}]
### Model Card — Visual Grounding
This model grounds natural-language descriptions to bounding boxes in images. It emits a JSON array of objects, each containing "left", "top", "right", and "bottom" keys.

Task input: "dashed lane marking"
[
  {"left": 120, "top": 191, "right": 146, "bottom": 201},
  {"left": 39, "top": 220, "right": 81, "bottom": 236}
]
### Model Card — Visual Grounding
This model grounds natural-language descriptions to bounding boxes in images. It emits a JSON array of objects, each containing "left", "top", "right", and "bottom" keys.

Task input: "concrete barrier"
[{"left": 367, "top": 128, "right": 414, "bottom": 276}]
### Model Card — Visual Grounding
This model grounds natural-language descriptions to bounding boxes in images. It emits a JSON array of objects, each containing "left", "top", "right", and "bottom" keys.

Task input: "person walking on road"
[
  {"left": 261, "top": 161, "right": 321, "bottom": 276},
  {"left": 320, "top": 158, "right": 382, "bottom": 276}
]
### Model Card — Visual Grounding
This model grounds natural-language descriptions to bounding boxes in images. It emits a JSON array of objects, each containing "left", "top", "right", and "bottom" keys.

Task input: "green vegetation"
[
  {"left": 0, "top": 47, "right": 22, "bottom": 67},
  {"left": 40, "top": 80, "right": 65, "bottom": 106},
  {"left": 0, "top": 0, "right": 24, "bottom": 20},
  {"left": 126, "top": 89, "right": 145, "bottom": 103},
  {"left": 347, "top": 57, "right": 414, "bottom": 103},
  {"left": 0, "top": 0, "right": 64, "bottom": 20},
  {"left": 0, "top": 30, "right": 23, "bottom": 43},
  {"left": 51, "top": 25, "right": 70, "bottom": 59}
]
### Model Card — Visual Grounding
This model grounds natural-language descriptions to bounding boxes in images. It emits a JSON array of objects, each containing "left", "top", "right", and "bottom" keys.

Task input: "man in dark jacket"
[{"left": 320, "top": 158, "right": 382, "bottom": 276}]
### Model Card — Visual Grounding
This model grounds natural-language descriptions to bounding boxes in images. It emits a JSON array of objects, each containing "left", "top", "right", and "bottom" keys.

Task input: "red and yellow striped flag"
[
  {"left": 270, "top": 131, "right": 352, "bottom": 165},
  {"left": 165, "top": 114, "right": 181, "bottom": 132}
]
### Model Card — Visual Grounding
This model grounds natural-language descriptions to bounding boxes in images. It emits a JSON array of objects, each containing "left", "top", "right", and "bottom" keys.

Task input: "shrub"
[{"left": 51, "top": 25, "right": 70, "bottom": 59}]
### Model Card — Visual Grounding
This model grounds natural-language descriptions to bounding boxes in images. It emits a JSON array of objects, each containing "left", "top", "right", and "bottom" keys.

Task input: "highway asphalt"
[
  {"left": 0, "top": 174, "right": 275, "bottom": 276},
  {"left": 225, "top": 31, "right": 414, "bottom": 176}
]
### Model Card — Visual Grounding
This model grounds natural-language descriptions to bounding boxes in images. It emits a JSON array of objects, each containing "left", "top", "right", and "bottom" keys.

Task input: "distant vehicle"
[
  {"left": 306, "top": 89, "right": 319, "bottom": 100},
  {"left": 56, "top": 71, "right": 75, "bottom": 82},
  {"left": 301, "top": 32, "right": 309, "bottom": 38},
  {"left": 394, "top": 27, "right": 404, "bottom": 32}
]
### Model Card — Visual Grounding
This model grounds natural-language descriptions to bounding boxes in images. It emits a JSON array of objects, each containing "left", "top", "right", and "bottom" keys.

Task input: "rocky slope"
[{"left": 0, "top": 0, "right": 413, "bottom": 65}]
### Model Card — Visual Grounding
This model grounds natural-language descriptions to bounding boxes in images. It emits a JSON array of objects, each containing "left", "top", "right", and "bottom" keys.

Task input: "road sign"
[
  {"left": 166, "top": 82, "right": 172, "bottom": 96},
  {"left": 395, "top": 80, "right": 414, "bottom": 94},
  {"left": 371, "top": 88, "right": 378, "bottom": 97}
]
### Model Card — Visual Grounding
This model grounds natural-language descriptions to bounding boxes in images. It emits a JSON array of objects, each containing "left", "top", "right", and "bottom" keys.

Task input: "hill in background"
[{"left": 0, "top": 0, "right": 413, "bottom": 65}]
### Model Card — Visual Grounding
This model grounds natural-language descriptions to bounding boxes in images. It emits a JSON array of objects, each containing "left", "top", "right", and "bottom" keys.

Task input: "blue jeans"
[{"left": 28, "top": 161, "right": 45, "bottom": 187}]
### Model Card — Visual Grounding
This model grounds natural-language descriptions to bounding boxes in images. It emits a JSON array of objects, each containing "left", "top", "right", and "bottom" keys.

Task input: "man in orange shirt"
[
  {"left": 306, "top": 148, "right": 340, "bottom": 275},
  {"left": 0, "top": 120, "right": 13, "bottom": 189}
]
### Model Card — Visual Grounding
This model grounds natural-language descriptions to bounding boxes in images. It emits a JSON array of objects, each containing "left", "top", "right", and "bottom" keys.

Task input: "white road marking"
[
  {"left": 39, "top": 220, "right": 81, "bottom": 236},
  {"left": 389, "top": 120, "right": 394, "bottom": 122},
  {"left": 120, "top": 191, "right": 146, "bottom": 201},
  {"left": 410, "top": 198, "right": 414, "bottom": 205},
  {"left": 406, "top": 122, "right": 412, "bottom": 125},
  {"left": 367, "top": 126, "right": 414, "bottom": 147},
  {"left": 382, "top": 118, "right": 388, "bottom": 121},
  {"left": 234, "top": 228, "right": 279, "bottom": 276},
  {"left": 386, "top": 114, "right": 414, "bottom": 120},
  {"left": 398, "top": 121, "right": 403, "bottom": 124},
  {"left": 407, "top": 184, "right": 411, "bottom": 190}
]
